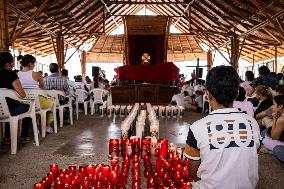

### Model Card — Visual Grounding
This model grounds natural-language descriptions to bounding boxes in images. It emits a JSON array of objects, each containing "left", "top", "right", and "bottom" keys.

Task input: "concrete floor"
[{"left": 0, "top": 111, "right": 283, "bottom": 189}]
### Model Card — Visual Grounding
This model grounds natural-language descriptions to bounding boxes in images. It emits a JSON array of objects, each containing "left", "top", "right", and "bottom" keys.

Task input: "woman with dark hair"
[
  {"left": 17, "top": 54, "right": 54, "bottom": 134},
  {"left": 0, "top": 52, "right": 30, "bottom": 141},
  {"left": 17, "top": 54, "right": 44, "bottom": 89},
  {"left": 262, "top": 95, "right": 284, "bottom": 163},
  {"left": 241, "top": 70, "right": 254, "bottom": 94},
  {"left": 255, "top": 85, "right": 273, "bottom": 129}
]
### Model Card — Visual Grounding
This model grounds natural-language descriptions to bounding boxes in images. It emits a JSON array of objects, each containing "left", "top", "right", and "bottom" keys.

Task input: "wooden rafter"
[{"left": 11, "top": 0, "right": 49, "bottom": 43}]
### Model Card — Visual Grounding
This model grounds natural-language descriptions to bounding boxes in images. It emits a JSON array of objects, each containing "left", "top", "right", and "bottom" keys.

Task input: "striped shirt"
[{"left": 44, "top": 73, "right": 70, "bottom": 99}]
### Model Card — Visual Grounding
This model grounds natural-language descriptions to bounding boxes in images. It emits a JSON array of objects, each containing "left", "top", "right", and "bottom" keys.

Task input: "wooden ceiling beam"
[
  {"left": 249, "top": 0, "right": 284, "bottom": 38},
  {"left": 105, "top": 0, "right": 188, "bottom": 5},
  {"left": 11, "top": 0, "right": 49, "bottom": 43}
]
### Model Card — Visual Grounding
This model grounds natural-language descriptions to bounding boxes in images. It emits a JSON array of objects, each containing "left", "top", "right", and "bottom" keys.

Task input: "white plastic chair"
[
  {"left": 75, "top": 89, "right": 90, "bottom": 120},
  {"left": 24, "top": 89, "right": 57, "bottom": 137},
  {"left": 89, "top": 88, "right": 109, "bottom": 115},
  {"left": 0, "top": 88, "right": 39, "bottom": 154},
  {"left": 46, "top": 90, "right": 73, "bottom": 128}
]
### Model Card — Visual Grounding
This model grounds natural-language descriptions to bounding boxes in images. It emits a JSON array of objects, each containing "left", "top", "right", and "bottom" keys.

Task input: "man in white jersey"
[{"left": 184, "top": 66, "right": 260, "bottom": 189}]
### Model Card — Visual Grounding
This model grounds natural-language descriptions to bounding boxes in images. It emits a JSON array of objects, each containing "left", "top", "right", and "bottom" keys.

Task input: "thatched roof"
[{"left": 6, "top": 0, "right": 284, "bottom": 63}]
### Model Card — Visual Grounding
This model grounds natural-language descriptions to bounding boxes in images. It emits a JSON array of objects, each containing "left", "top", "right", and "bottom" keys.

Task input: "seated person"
[
  {"left": 184, "top": 66, "right": 260, "bottom": 189},
  {"left": 85, "top": 76, "right": 92, "bottom": 90},
  {"left": 171, "top": 90, "right": 185, "bottom": 107},
  {"left": 181, "top": 81, "right": 195, "bottom": 97},
  {"left": 262, "top": 95, "right": 284, "bottom": 163},
  {"left": 233, "top": 86, "right": 254, "bottom": 117},
  {"left": 17, "top": 54, "right": 54, "bottom": 134},
  {"left": 188, "top": 90, "right": 203, "bottom": 113},
  {"left": 184, "top": 91, "right": 193, "bottom": 110},
  {"left": 44, "top": 63, "right": 70, "bottom": 105},
  {"left": 0, "top": 52, "right": 31, "bottom": 142},
  {"left": 73, "top": 75, "right": 90, "bottom": 102},
  {"left": 254, "top": 85, "right": 273, "bottom": 129}
]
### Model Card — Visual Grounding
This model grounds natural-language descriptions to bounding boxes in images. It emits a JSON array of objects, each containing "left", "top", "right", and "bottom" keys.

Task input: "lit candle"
[
  {"left": 110, "top": 159, "right": 118, "bottom": 168},
  {"left": 102, "top": 165, "right": 111, "bottom": 178},
  {"left": 86, "top": 164, "right": 95, "bottom": 175},
  {"left": 34, "top": 182, "right": 44, "bottom": 189},
  {"left": 50, "top": 164, "right": 59, "bottom": 175},
  {"left": 54, "top": 180, "right": 64, "bottom": 189},
  {"left": 110, "top": 171, "right": 117, "bottom": 184},
  {"left": 68, "top": 165, "right": 76, "bottom": 174}
]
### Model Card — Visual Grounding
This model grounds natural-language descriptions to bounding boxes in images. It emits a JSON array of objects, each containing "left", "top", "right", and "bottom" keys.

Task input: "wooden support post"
[
  {"left": 56, "top": 32, "right": 64, "bottom": 72},
  {"left": 0, "top": 0, "right": 9, "bottom": 52},
  {"left": 275, "top": 46, "right": 278, "bottom": 73},
  {"left": 230, "top": 36, "right": 239, "bottom": 71},
  {"left": 207, "top": 51, "right": 213, "bottom": 69},
  {"left": 252, "top": 54, "right": 255, "bottom": 74},
  {"left": 81, "top": 50, "right": 86, "bottom": 81}
]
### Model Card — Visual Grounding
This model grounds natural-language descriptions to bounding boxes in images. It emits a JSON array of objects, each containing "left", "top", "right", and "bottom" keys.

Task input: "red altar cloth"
[{"left": 114, "top": 62, "right": 180, "bottom": 82}]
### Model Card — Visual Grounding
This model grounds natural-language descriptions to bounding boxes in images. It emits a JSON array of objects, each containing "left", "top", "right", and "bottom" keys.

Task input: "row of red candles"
[
  {"left": 34, "top": 153, "right": 193, "bottom": 188},
  {"left": 109, "top": 138, "right": 168, "bottom": 159}
]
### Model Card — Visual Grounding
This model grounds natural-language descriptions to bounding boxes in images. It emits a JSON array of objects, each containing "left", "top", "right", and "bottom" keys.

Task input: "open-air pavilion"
[{"left": 0, "top": 0, "right": 284, "bottom": 188}]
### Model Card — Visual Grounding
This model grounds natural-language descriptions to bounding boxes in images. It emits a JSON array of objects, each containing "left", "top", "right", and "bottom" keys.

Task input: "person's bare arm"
[
  {"left": 33, "top": 72, "right": 44, "bottom": 89},
  {"left": 12, "top": 79, "right": 26, "bottom": 98},
  {"left": 256, "top": 111, "right": 267, "bottom": 120},
  {"left": 184, "top": 144, "right": 201, "bottom": 181},
  {"left": 271, "top": 115, "right": 284, "bottom": 140},
  {"left": 246, "top": 85, "right": 255, "bottom": 97}
]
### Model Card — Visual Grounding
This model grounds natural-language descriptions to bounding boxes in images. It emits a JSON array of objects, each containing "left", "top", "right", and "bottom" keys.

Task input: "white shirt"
[
  {"left": 233, "top": 101, "right": 254, "bottom": 117},
  {"left": 186, "top": 108, "right": 260, "bottom": 189},
  {"left": 73, "top": 82, "right": 88, "bottom": 101},
  {"left": 17, "top": 70, "right": 39, "bottom": 88},
  {"left": 181, "top": 84, "right": 194, "bottom": 96},
  {"left": 171, "top": 94, "right": 185, "bottom": 107}
]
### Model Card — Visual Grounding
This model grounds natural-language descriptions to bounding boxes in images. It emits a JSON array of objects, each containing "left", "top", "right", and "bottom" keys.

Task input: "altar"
[
  {"left": 114, "top": 62, "right": 179, "bottom": 82},
  {"left": 111, "top": 84, "right": 178, "bottom": 105}
]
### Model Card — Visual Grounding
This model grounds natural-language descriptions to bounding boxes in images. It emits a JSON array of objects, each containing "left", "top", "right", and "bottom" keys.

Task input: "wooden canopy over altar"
[{"left": 1, "top": 0, "right": 284, "bottom": 69}]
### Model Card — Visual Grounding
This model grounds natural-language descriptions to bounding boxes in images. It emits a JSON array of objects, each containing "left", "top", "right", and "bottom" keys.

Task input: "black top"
[
  {"left": 254, "top": 98, "right": 273, "bottom": 117},
  {"left": 250, "top": 75, "right": 278, "bottom": 90},
  {"left": 0, "top": 69, "right": 20, "bottom": 111}
]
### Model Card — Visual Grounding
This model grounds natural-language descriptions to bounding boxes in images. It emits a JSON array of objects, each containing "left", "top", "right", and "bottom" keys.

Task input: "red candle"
[
  {"left": 42, "top": 177, "right": 52, "bottom": 187},
  {"left": 64, "top": 174, "right": 72, "bottom": 184},
  {"left": 60, "top": 169, "right": 69, "bottom": 175},
  {"left": 132, "top": 138, "right": 141, "bottom": 155},
  {"left": 102, "top": 165, "right": 111, "bottom": 178},
  {"left": 132, "top": 181, "right": 141, "bottom": 189},
  {"left": 156, "top": 158, "right": 162, "bottom": 172},
  {"left": 110, "top": 171, "right": 118, "bottom": 184},
  {"left": 110, "top": 159, "right": 118, "bottom": 168},
  {"left": 50, "top": 164, "right": 59, "bottom": 175},
  {"left": 158, "top": 139, "right": 168, "bottom": 159},
  {"left": 86, "top": 164, "right": 95, "bottom": 175},
  {"left": 69, "top": 165, "right": 76, "bottom": 174},
  {"left": 147, "top": 177, "right": 156, "bottom": 189},
  {"left": 34, "top": 182, "right": 44, "bottom": 189},
  {"left": 113, "top": 165, "right": 120, "bottom": 174},
  {"left": 54, "top": 180, "right": 64, "bottom": 189},
  {"left": 47, "top": 172, "right": 55, "bottom": 182}
]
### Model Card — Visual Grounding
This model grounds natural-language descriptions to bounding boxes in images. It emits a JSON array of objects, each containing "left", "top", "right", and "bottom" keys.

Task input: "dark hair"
[
  {"left": 74, "top": 75, "right": 82, "bottom": 82},
  {"left": 276, "top": 85, "right": 284, "bottom": 95},
  {"left": 104, "top": 79, "right": 109, "bottom": 83},
  {"left": 205, "top": 66, "right": 239, "bottom": 107},
  {"left": 245, "top": 71, "right": 254, "bottom": 81},
  {"left": 184, "top": 91, "right": 189, "bottom": 96},
  {"left": 258, "top": 66, "right": 270, "bottom": 76},
  {"left": 17, "top": 54, "right": 36, "bottom": 67},
  {"left": 0, "top": 52, "right": 13, "bottom": 69},
  {"left": 49, "top": 63, "right": 59, "bottom": 73},
  {"left": 61, "top": 69, "right": 68, "bottom": 77},
  {"left": 274, "top": 95, "right": 284, "bottom": 106},
  {"left": 277, "top": 73, "right": 284, "bottom": 81},
  {"left": 270, "top": 72, "right": 277, "bottom": 79},
  {"left": 235, "top": 87, "right": 246, "bottom": 101}
]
